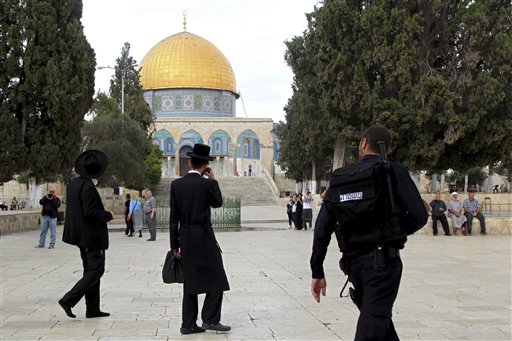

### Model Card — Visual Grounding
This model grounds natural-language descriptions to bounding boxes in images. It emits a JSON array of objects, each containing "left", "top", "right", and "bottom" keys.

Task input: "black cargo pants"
[{"left": 348, "top": 251, "right": 403, "bottom": 341}]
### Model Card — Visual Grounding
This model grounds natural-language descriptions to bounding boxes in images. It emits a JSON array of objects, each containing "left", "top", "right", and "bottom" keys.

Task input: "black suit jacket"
[
  {"left": 169, "top": 172, "right": 228, "bottom": 294},
  {"left": 62, "top": 176, "right": 113, "bottom": 250}
]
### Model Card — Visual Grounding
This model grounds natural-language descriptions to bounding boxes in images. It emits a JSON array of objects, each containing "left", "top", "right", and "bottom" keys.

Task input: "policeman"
[{"left": 310, "top": 124, "right": 427, "bottom": 341}]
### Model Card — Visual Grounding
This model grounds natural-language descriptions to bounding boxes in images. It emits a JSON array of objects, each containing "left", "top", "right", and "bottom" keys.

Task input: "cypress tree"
[{"left": 0, "top": 0, "right": 95, "bottom": 183}]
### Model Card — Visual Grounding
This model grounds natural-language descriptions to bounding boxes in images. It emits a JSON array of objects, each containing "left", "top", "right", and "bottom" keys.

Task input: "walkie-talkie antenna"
[{"left": 377, "top": 141, "right": 397, "bottom": 213}]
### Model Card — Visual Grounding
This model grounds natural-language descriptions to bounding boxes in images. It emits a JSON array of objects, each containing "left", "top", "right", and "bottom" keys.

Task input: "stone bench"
[{"left": 419, "top": 214, "right": 512, "bottom": 235}]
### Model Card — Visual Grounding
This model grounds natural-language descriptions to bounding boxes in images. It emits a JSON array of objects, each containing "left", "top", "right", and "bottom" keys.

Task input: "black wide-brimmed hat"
[
  {"left": 186, "top": 143, "right": 214, "bottom": 161},
  {"left": 74, "top": 150, "right": 108, "bottom": 179}
]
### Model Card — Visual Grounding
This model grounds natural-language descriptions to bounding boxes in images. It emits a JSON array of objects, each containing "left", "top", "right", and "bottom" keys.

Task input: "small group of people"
[
  {"left": 429, "top": 190, "right": 487, "bottom": 235},
  {"left": 7, "top": 196, "right": 25, "bottom": 210},
  {"left": 286, "top": 190, "right": 314, "bottom": 230},
  {"left": 123, "top": 190, "right": 157, "bottom": 241}
]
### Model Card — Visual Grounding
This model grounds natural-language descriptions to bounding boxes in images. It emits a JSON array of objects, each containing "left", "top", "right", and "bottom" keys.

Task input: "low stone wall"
[
  {"left": 417, "top": 216, "right": 512, "bottom": 235},
  {"left": 0, "top": 210, "right": 40, "bottom": 235}
]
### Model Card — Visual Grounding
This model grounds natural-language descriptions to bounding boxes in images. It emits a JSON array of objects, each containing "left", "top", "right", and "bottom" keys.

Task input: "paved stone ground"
[{"left": 1, "top": 210, "right": 511, "bottom": 340}]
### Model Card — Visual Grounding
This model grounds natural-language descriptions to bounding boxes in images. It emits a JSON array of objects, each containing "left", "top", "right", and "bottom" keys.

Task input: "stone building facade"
[{"left": 139, "top": 27, "right": 279, "bottom": 179}]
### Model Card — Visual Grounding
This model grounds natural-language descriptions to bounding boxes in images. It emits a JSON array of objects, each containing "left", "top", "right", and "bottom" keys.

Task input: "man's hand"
[
  {"left": 173, "top": 248, "right": 181, "bottom": 259},
  {"left": 109, "top": 211, "right": 115, "bottom": 220},
  {"left": 206, "top": 168, "right": 215, "bottom": 180},
  {"left": 311, "top": 278, "right": 327, "bottom": 303}
]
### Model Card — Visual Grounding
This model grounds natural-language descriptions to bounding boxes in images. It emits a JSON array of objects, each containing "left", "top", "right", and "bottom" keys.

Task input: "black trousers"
[
  {"left": 287, "top": 212, "right": 293, "bottom": 226},
  {"left": 182, "top": 291, "right": 223, "bottom": 328},
  {"left": 432, "top": 215, "right": 450, "bottom": 235},
  {"left": 125, "top": 218, "right": 134, "bottom": 235},
  {"left": 61, "top": 248, "right": 105, "bottom": 313},
  {"left": 349, "top": 253, "right": 402, "bottom": 341}
]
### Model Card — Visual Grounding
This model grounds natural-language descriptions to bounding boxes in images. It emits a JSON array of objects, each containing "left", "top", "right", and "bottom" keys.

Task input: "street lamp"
[{"left": 97, "top": 62, "right": 137, "bottom": 114}]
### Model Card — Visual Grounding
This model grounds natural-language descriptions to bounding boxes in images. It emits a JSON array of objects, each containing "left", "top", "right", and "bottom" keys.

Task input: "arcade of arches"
[{"left": 152, "top": 118, "right": 277, "bottom": 177}]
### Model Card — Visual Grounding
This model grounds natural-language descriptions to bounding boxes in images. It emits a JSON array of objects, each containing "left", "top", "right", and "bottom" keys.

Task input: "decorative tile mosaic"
[
  {"left": 183, "top": 95, "right": 193, "bottom": 111},
  {"left": 162, "top": 96, "right": 174, "bottom": 111},
  {"left": 175, "top": 96, "right": 182, "bottom": 110},
  {"left": 203, "top": 96, "right": 213, "bottom": 111},
  {"left": 194, "top": 95, "right": 202, "bottom": 110}
]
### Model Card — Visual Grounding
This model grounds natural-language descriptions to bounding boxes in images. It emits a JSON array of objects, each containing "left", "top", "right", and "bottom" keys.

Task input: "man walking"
[
  {"left": 310, "top": 125, "right": 427, "bottom": 340},
  {"left": 144, "top": 189, "right": 157, "bottom": 241},
  {"left": 170, "top": 143, "right": 230, "bottom": 335},
  {"left": 429, "top": 191, "right": 451, "bottom": 236},
  {"left": 59, "top": 150, "right": 114, "bottom": 319},
  {"left": 35, "top": 187, "right": 61, "bottom": 249}
]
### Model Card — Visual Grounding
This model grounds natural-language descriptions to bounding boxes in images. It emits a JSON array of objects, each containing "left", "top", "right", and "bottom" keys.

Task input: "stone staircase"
[{"left": 151, "top": 176, "right": 279, "bottom": 206}]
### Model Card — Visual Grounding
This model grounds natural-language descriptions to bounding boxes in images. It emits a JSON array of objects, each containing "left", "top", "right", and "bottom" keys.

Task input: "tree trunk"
[
  {"left": 440, "top": 174, "right": 445, "bottom": 193},
  {"left": 332, "top": 137, "right": 346, "bottom": 171},
  {"left": 432, "top": 173, "right": 438, "bottom": 193},
  {"left": 311, "top": 158, "right": 317, "bottom": 194},
  {"left": 464, "top": 175, "right": 468, "bottom": 193},
  {"left": 28, "top": 177, "right": 43, "bottom": 209}
]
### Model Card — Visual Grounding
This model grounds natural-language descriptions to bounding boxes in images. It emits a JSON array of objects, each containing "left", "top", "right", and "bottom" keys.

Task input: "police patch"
[{"left": 339, "top": 192, "right": 363, "bottom": 202}]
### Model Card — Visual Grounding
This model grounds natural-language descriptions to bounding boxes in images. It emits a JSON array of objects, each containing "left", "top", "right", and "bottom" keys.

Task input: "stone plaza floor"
[{"left": 1, "top": 214, "right": 511, "bottom": 340}]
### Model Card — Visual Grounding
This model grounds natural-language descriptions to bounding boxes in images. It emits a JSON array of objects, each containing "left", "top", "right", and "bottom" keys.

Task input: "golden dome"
[{"left": 139, "top": 32, "right": 237, "bottom": 94}]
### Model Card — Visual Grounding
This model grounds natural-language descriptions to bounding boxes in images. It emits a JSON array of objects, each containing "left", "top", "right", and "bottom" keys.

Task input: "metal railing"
[
  {"left": 481, "top": 203, "right": 512, "bottom": 217},
  {"left": 146, "top": 198, "right": 241, "bottom": 229}
]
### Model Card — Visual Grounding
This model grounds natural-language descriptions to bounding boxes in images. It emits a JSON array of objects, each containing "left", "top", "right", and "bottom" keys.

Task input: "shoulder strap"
[{"left": 377, "top": 141, "right": 398, "bottom": 214}]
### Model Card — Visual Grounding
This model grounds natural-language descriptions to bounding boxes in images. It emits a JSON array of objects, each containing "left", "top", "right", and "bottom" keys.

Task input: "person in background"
[
  {"left": 447, "top": 192, "right": 467, "bottom": 235},
  {"left": 463, "top": 190, "right": 487, "bottom": 235},
  {"left": 294, "top": 193, "right": 303, "bottom": 230},
  {"left": 302, "top": 191, "right": 313, "bottom": 230},
  {"left": 124, "top": 194, "right": 134, "bottom": 237},
  {"left": 144, "top": 189, "right": 157, "bottom": 241},
  {"left": 429, "top": 191, "right": 450, "bottom": 236},
  {"left": 128, "top": 194, "right": 143, "bottom": 238},
  {"left": 286, "top": 195, "right": 294, "bottom": 229},
  {"left": 35, "top": 187, "right": 61, "bottom": 249},
  {"left": 10, "top": 196, "right": 18, "bottom": 210}
]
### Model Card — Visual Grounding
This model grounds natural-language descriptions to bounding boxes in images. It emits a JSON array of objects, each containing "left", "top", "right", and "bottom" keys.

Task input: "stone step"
[{"left": 151, "top": 176, "right": 278, "bottom": 206}]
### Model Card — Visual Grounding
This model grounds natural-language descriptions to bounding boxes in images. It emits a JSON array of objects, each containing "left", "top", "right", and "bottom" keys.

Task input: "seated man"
[
  {"left": 492, "top": 185, "right": 499, "bottom": 194},
  {"left": 463, "top": 190, "right": 487, "bottom": 235},
  {"left": 429, "top": 192, "right": 450, "bottom": 236},
  {"left": 447, "top": 192, "right": 467, "bottom": 236}
]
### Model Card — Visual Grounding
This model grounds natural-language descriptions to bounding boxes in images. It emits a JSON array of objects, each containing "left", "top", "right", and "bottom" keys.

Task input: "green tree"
[
  {"left": 145, "top": 144, "right": 163, "bottom": 186},
  {"left": 82, "top": 112, "right": 152, "bottom": 190},
  {"left": 0, "top": 0, "right": 95, "bottom": 183},
  {"left": 109, "top": 42, "right": 153, "bottom": 130},
  {"left": 281, "top": 0, "right": 512, "bottom": 178}
]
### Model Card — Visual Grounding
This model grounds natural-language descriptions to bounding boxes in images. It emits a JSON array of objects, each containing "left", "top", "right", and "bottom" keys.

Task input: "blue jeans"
[{"left": 39, "top": 216, "right": 57, "bottom": 247}]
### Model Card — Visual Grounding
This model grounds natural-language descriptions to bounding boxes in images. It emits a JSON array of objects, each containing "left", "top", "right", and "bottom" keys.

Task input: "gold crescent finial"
[{"left": 182, "top": 11, "right": 187, "bottom": 32}]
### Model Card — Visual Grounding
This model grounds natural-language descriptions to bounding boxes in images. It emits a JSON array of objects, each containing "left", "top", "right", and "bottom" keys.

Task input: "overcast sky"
[{"left": 81, "top": 0, "right": 320, "bottom": 122}]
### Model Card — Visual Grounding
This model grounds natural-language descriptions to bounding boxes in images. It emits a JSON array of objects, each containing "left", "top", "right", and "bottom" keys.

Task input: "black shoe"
[
  {"left": 86, "top": 311, "right": 110, "bottom": 318},
  {"left": 468, "top": 230, "right": 472, "bottom": 235},
  {"left": 146, "top": 238, "right": 155, "bottom": 241},
  {"left": 139, "top": 231, "right": 142, "bottom": 238},
  {"left": 58, "top": 299, "right": 76, "bottom": 318},
  {"left": 480, "top": 231, "right": 487, "bottom": 235},
  {"left": 128, "top": 233, "right": 134, "bottom": 237},
  {"left": 202, "top": 322, "right": 231, "bottom": 332},
  {"left": 180, "top": 325, "right": 205, "bottom": 335}
]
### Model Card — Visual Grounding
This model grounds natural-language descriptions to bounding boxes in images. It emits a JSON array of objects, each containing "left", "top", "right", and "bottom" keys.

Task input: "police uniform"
[{"left": 310, "top": 154, "right": 427, "bottom": 341}]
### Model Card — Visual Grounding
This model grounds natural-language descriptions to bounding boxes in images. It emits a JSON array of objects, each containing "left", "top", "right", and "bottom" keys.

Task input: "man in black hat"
[
  {"left": 59, "top": 150, "right": 114, "bottom": 319},
  {"left": 170, "top": 143, "right": 231, "bottom": 335}
]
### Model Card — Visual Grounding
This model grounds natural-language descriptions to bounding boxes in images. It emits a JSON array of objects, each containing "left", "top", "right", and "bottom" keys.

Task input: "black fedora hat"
[
  {"left": 74, "top": 150, "right": 108, "bottom": 179},
  {"left": 186, "top": 143, "right": 214, "bottom": 161}
]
